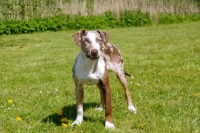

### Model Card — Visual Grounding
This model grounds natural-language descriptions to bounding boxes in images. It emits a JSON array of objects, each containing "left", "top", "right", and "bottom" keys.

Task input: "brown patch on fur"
[
  {"left": 97, "top": 30, "right": 109, "bottom": 45},
  {"left": 103, "top": 44, "right": 123, "bottom": 64},
  {"left": 73, "top": 30, "right": 87, "bottom": 47},
  {"left": 97, "top": 30, "right": 122, "bottom": 64},
  {"left": 98, "top": 66, "right": 113, "bottom": 124}
]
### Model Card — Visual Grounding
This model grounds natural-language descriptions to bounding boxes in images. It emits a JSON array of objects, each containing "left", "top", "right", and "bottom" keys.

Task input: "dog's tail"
[{"left": 124, "top": 71, "right": 133, "bottom": 78}]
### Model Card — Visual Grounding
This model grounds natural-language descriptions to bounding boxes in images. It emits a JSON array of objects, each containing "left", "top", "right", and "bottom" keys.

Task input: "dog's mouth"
[{"left": 86, "top": 54, "right": 99, "bottom": 60}]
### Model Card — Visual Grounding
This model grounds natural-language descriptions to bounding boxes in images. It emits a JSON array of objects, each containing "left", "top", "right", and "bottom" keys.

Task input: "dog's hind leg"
[{"left": 116, "top": 72, "right": 137, "bottom": 114}]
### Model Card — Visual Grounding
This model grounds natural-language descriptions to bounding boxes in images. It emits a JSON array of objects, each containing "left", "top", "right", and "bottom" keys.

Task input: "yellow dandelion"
[
  {"left": 61, "top": 117, "right": 68, "bottom": 123},
  {"left": 57, "top": 110, "right": 63, "bottom": 115},
  {"left": 194, "top": 93, "right": 199, "bottom": 97},
  {"left": 8, "top": 99, "right": 13, "bottom": 104},
  {"left": 62, "top": 123, "right": 68, "bottom": 127},
  {"left": 16, "top": 116, "right": 22, "bottom": 121}
]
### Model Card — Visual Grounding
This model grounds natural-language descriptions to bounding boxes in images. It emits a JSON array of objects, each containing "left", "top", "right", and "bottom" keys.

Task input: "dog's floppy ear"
[
  {"left": 97, "top": 30, "right": 109, "bottom": 44},
  {"left": 72, "top": 30, "right": 87, "bottom": 47}
]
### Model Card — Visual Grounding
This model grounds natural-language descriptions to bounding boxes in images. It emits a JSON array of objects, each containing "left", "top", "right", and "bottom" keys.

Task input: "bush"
[
  {"left": 158, "top": 14, "right": 183, "bottom": 24},
  {"left": 119, "top": 10, "right": 151, "bottom": 27},
  {"left": 0, "top": 11, "right": 200, "bottom": 35}
]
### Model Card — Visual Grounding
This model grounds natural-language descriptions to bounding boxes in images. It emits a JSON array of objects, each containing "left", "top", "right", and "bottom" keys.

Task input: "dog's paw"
[
  {"left": 105, "top": 121, "right": 115, "bottom": 129},
  {"left": 71, "top": 118, "right": 83, "bottom": 126},
  {"left": 95, "top": 107, "right": 103, "bottom": 111},
  {"left": 128, "top": 105, "right": 137, "bottom": 114}
]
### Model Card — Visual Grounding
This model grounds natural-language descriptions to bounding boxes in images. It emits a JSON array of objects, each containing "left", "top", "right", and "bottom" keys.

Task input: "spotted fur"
[{"left": 72, "top": 30, "right": 136, "bottom": 129}]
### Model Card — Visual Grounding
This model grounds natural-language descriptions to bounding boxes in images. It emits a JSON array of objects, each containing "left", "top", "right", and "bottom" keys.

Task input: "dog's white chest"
[
  {"left": 79, "top": 73, "right": 99, "bottom": 85},
  {"left": 74, "top": 53, "right": 105, "bottom": 85}
]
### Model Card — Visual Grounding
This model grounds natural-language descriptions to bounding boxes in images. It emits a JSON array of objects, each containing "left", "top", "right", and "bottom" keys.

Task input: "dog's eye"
[
  {"left": 84, "top": 38, "right": 91, "bottom": 43},
  {"left": 97, "top": 39, "right": 102, "bottom": 44},
  {"left": 84, "top": 39, "right": 89, "bottom": 42}
]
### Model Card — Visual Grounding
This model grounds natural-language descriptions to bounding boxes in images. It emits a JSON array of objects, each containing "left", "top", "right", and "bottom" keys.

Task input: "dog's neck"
[{"left": 80, "top": 51, "right": 100, "bottom": 73}]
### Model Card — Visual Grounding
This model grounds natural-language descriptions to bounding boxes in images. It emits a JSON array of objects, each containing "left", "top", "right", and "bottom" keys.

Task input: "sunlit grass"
[{"left": 0, "top": 22, "right": 200, "bottom": 132}]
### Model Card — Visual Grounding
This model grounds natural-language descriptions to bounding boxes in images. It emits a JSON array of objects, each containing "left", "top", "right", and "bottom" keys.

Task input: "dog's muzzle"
[{"left": 86, "top": 49, "right": 99, "bottom": 60}]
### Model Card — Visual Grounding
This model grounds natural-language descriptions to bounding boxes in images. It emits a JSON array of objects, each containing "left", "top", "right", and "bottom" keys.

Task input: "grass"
[{"left": 0, "top": 22, "right": 200, "bottom": 133}]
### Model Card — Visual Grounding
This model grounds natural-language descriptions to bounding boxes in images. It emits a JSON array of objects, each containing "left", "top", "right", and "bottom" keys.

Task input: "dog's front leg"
[
  {"left": 72, "top": 84, "right": 84, "bottom": 126},
  {"left": 95, "top": 84, "right": 105, "bottom": 111},
  {"left": 98, "top": 70, "right": 115, "bottom": 129}
]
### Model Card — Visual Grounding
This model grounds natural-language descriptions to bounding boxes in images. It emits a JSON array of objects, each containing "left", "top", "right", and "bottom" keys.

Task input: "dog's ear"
[
  {"left": 72, "top": 30, "right": 87, "bottom": 47},
  {"left": 97, "top": 30, "right": 109, "bottom": 44}
]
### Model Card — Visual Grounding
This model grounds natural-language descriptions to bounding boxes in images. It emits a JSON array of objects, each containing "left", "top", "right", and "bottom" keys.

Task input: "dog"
[{"left": 72, "top": 30, "right": 136, "bottom": 129}]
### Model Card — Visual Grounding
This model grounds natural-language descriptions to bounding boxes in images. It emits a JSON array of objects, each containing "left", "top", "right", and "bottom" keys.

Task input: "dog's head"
[{"left": 73, "top": 30, "right": 109, "bottom": 60}]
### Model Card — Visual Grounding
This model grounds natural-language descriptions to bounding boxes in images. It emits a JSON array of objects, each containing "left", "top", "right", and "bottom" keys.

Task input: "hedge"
[{"left": 0, "top": 11, "right": 200, "bottom": 35}]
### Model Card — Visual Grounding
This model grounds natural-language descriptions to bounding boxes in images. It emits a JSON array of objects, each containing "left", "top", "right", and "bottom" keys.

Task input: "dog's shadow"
[{"left": 41, "top": 102, "right": 101, "bottom": 126}]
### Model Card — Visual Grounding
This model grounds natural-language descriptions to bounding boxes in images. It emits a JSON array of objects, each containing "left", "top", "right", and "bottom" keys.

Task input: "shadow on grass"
[{"left": 41, "top": 102, "right": 100, "bottom": 126}]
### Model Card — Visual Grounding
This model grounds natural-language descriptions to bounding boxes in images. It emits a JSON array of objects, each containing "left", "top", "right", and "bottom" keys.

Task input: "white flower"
[{"left": 46, "top": 91, "right": 50, "bottom": 94}]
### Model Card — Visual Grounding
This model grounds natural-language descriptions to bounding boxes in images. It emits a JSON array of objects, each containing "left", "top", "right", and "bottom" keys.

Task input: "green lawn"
[{"left": 0, "top": 22, "right": 199, "bottom": 133}]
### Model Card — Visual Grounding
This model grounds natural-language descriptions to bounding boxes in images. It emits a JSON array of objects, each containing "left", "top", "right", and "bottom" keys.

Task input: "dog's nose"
[{"left": 91, "top": 49, "right": 98, "bottom": 57}]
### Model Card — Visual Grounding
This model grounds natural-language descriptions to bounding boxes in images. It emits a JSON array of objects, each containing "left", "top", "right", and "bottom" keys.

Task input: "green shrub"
[
  {"left": 158, "top": 14, "right": 183, "bottom": 24},
  {"left": 186, "top": 13, "right": 200, "bottom": 21},
  {"left": 0, "top": 11, "right": 200, "bottom": 35},
  {"left": 119, "top": 10, "right": 151, "bottom": 27},
  {"left": 158, "top": 13, "right": 200, "bottom": 24}
]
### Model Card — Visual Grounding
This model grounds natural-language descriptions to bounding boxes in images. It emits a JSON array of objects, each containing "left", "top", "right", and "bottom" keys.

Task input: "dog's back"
[{"left": 101, "top": 42, "right": 132, "bottom": 77}]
